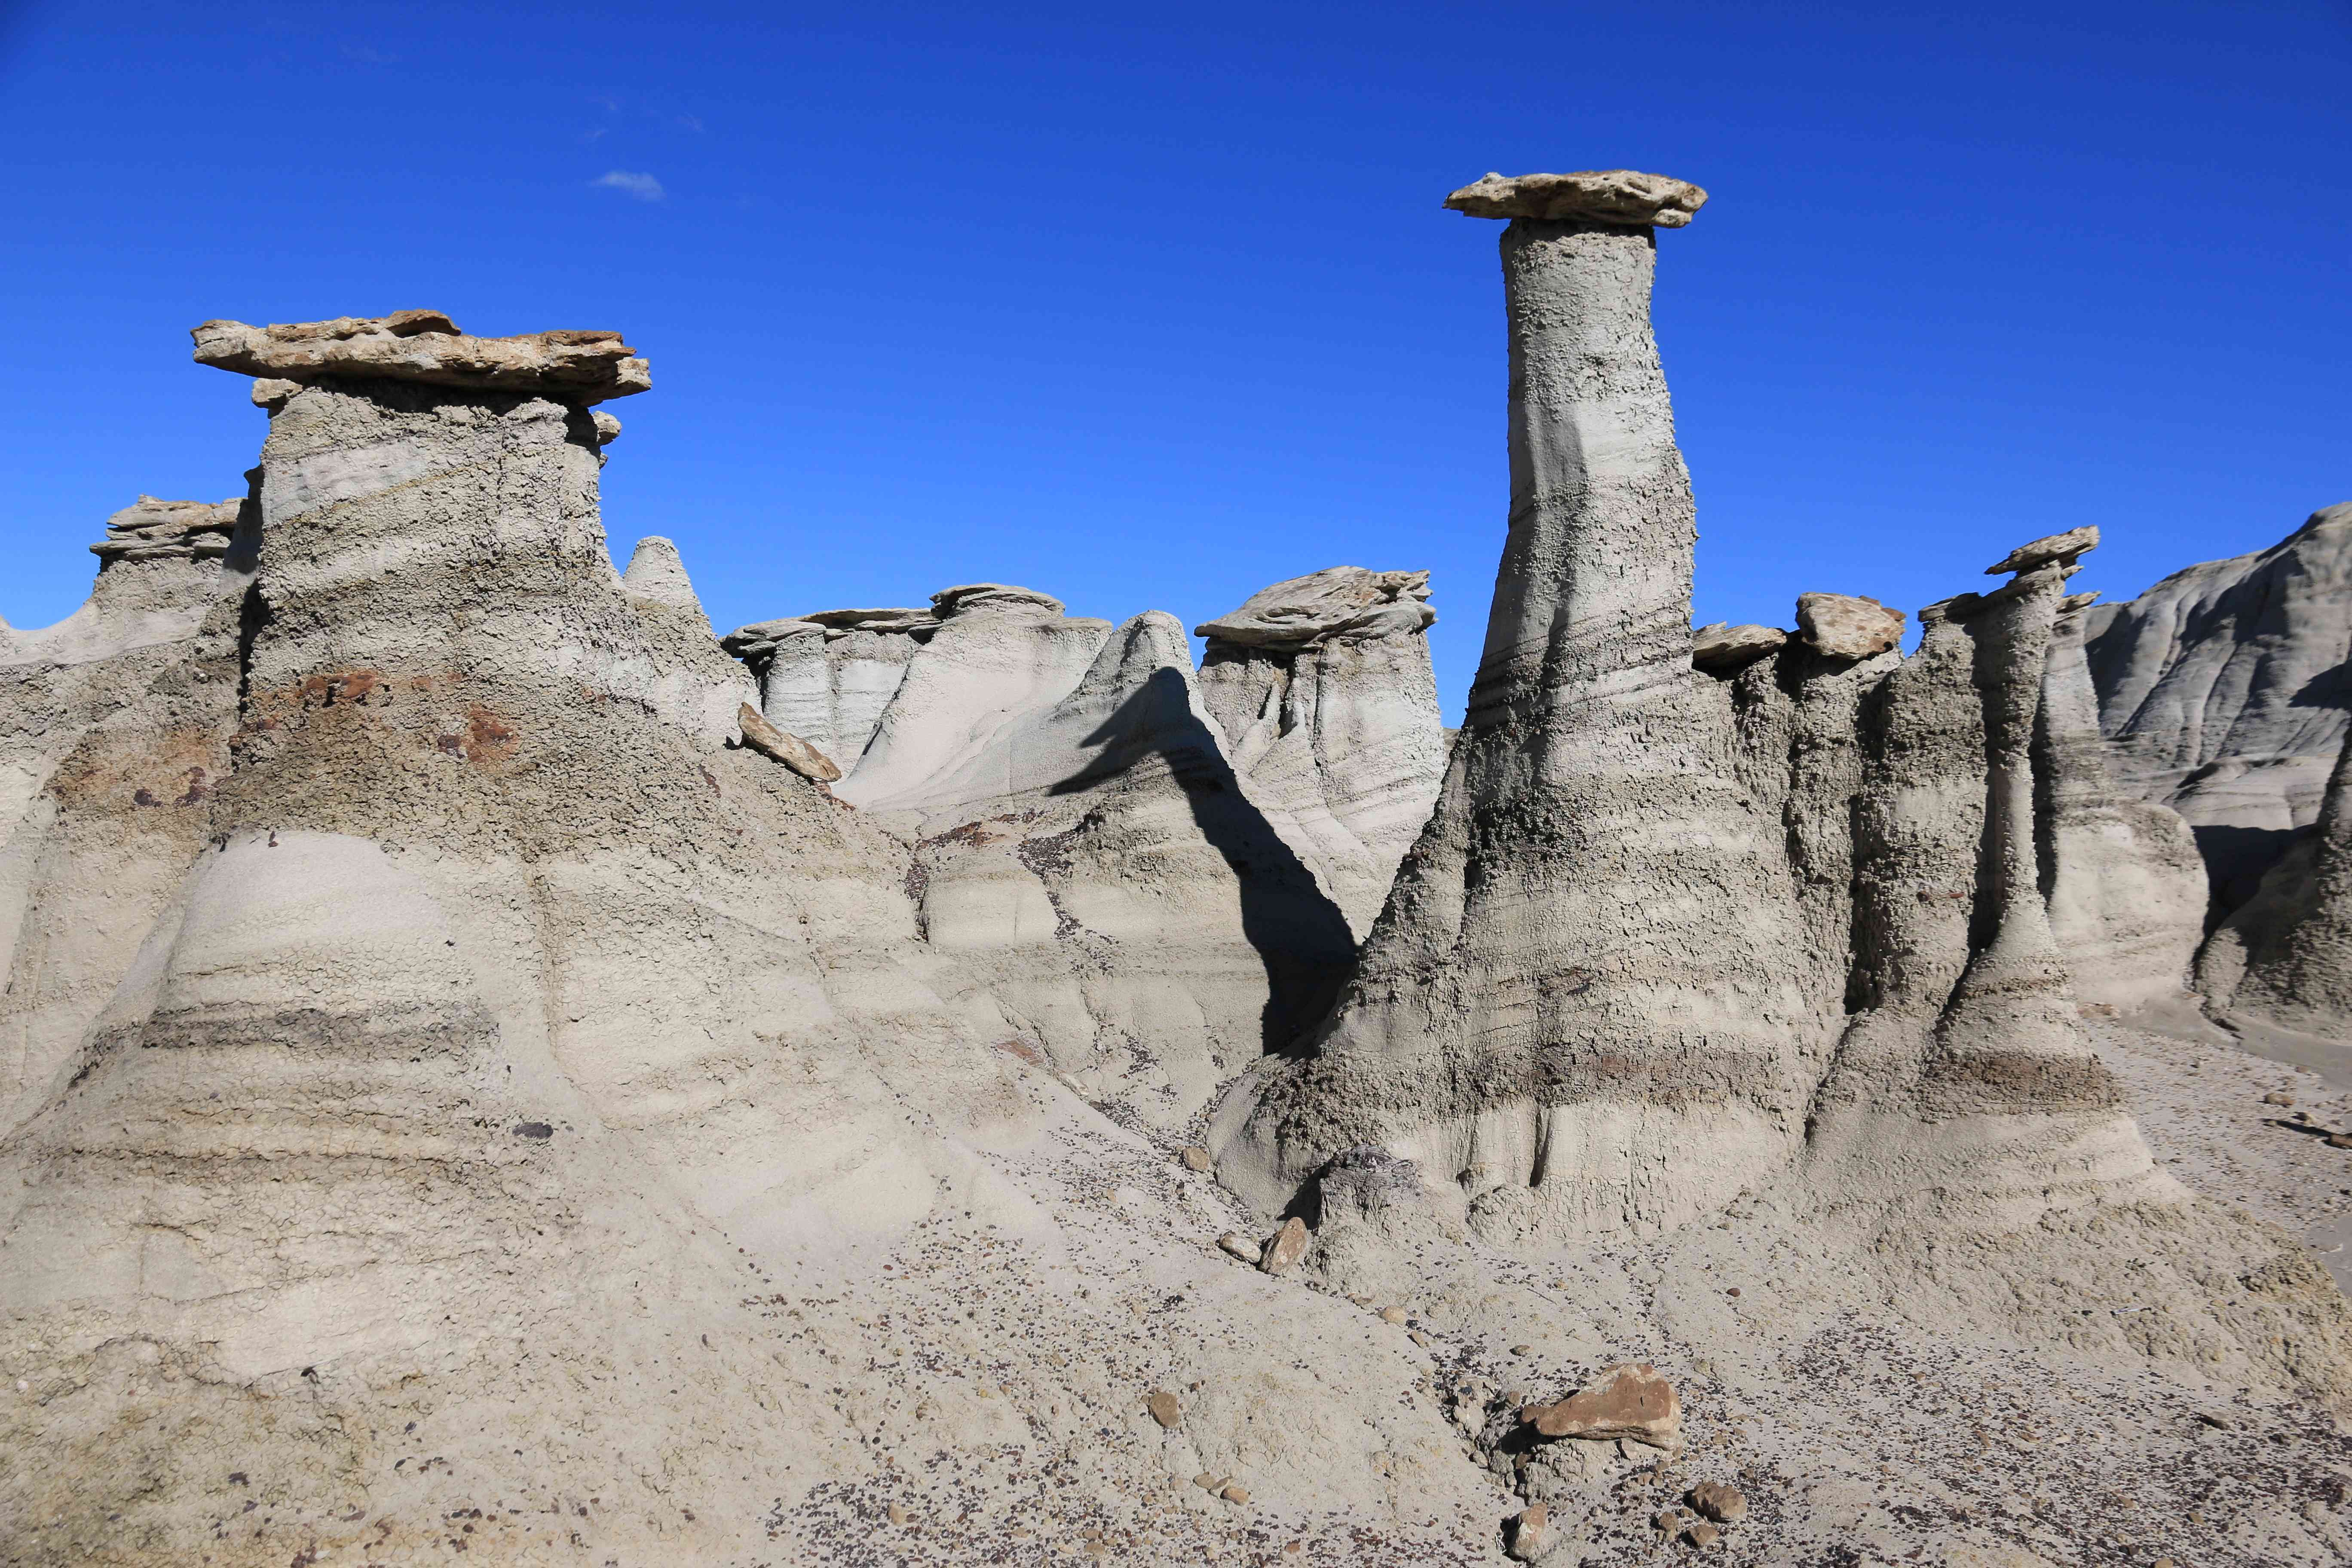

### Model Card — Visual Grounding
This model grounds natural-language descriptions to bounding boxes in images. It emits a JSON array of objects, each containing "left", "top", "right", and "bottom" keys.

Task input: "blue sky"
[{"left": 3, "top": 1, "right": 2347, "bottom": 720}]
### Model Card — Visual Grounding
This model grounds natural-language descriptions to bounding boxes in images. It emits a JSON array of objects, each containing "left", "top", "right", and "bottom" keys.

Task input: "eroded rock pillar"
[{"left": 1225, "top": 171, "right": 1814, "bottom": 1243}]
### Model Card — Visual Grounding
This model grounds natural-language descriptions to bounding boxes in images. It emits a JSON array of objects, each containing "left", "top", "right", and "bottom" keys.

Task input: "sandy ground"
[{"left": 735, "top": 1007, "right": 2352, "bottom": 1568}]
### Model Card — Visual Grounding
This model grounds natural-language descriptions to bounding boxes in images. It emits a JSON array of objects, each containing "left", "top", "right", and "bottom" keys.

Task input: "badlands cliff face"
[
  {"left": 2084, "top": 503, "right": 2352, "bottom": 911},
  {"left": 2, "top": 196, "right": 2349, "bottom": 1568}
]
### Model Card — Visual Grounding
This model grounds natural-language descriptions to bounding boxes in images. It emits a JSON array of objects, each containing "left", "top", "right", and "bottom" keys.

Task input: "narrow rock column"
[
  {"left": 1929, "top": 532, "right": 2118, "bottom": 1104},
  {"left": 1227, "top": 172, "right": 1815, "bottom": 1242}
]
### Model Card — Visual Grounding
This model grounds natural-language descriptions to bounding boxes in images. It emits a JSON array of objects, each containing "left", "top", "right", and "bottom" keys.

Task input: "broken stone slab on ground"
[
  {"left": 1520, "top": 1364, "right": 1681, "bottom": 1450},
  {"left": 1259, "top": 1216, "right": 1310, "bottom": 1274}
]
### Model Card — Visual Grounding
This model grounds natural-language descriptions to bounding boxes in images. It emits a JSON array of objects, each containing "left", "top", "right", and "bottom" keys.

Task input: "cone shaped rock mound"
[{"left": 4, "top": 214, "right": 2351, "bottom": 1568}]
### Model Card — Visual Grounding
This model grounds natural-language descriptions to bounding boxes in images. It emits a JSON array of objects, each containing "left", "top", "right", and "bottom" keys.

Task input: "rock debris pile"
[{"left": 2, "top": 172, "right": 2349, "bottom": 1568}]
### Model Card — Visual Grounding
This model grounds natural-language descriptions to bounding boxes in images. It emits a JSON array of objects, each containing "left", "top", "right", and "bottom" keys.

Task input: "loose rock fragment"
[
  {"left": 1522, "top": 1364, "right": 1681, "bottom": 1450},
  {"left": 2264, "top": 1091, "right": 2296, "bottom": 1106},
  {"left": 1179, "top": 1146, "right": 1213, "bottom": 1173},
  {"left": 1146, "top": 1390, "right": 1181, "bottom": 1429},
  {"left": 1216, "top": 1233, "right": 1257, "bottom": 1262},
  {"left": 1220, "top": 1484, "right": 1250, "bottom": 1504},
  {"left": 1688, "top": 1481, "right": 1747, "bottom": 1523},
  {"left": 1505, "top": 1501, "right": 1553, "bottom": 1562},
  {"left": 736, "top": 704, "right": 843, "bottom": 783},
  {"left": 1259, "top": 1216, "right": 1309, "bottom": 1274},
  {"left": 1687, "top": 1520, "right": 1721, "bottom": 1547}
]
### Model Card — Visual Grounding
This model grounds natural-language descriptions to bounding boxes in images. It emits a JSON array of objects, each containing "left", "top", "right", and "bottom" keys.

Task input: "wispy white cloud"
[
  {"left": 341, "top": 44, "right": 398, "bottom": 64},
  {"left": 677, "top": 114, "right": 705, "bottom": 133},
  {"left": 592, "top": 170, "right": 665, "bottom": 202}
]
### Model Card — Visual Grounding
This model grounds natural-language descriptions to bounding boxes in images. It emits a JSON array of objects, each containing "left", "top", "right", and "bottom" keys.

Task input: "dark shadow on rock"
[
  {"left": 1050, "top": 665, "right": 1356, "bottom": 1054},
  {"left": 2195, "top": 822, "right": 2304, "bottom": 926}
]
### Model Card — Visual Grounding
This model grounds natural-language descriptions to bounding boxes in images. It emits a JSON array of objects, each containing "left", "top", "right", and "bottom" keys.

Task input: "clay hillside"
[{"left": 4, "top": 177, "right": 2350, "bottom": 1568}]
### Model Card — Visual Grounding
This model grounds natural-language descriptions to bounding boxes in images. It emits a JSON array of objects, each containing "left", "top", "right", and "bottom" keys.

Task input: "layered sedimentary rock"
[
  {"left": 2037, "top": 591, "right": 2207, "bottom": 1008},
  {"left": 833, "top": 587, "right": 1356, "bottom": 1128},
  {"left": 2083, "top": 502, "right": 2352, "bottom": 910},
  {"left": 1221, "top": 179, "right": 2349, "bottom": 1414},
  {"left": 1229, "top": 177, "right": 1820, "bottom": 1240},
  {"left": 0, "top": 318, "right": 1508, "bottom": 1565},
  {"left": 1194, "top": 567, "right": 1447, "bottom": 936},
  {"left": 724, "top": 605, "right": 936, "bottom": 766},
  {"left": 0, "top": 493, "right": 255, "bottom": 1136}
]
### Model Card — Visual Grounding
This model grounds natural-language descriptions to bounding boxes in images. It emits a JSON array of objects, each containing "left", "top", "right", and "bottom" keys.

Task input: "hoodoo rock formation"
[
  {"left": 4, "top": 190, "right": 2351, "bottom": 1567},
  {"left": 1195, "top": 566, "right": 1448, "bottom": 937},
  {"left": 1229, "top": 172, "right": 1820, "bottom": 1240},
  {"left": 1223, "top": 172, "right": 2343, "bottom": 1408},
  {"left": 0, "top": 492, "right": 255, "bottom": 1135},
  {"left": 0, "top": 317, "right": 1501, "bottom": 1566},
  {"left": 2196, "top": 724, "right": 2352, "bottom": 1032}
]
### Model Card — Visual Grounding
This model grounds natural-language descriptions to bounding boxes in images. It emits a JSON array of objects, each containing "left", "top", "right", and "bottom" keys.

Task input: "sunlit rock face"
[
  {"left": 1218, "top": 186, "right": 2328, "bottom": 1413},
  {"left": 2083, "top": 502, "right": 2352, "bottom": 914},
  {"left": 1196, "top": 565, "right": 1447, "bottom": 940}
]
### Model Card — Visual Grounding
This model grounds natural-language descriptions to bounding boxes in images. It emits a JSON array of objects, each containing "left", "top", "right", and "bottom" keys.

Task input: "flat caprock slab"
[
  {"left": 1444, "top": 168, "right": 1708, "bottom": 227},
  {"left": 191, "top": 310, "right": 650, "bottom": 402}
]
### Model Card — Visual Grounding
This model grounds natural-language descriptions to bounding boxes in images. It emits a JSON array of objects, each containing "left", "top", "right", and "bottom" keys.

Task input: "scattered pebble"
[
  {"left": 1689, "top": 1481, "right": 1747, "bottom": 1522},
  {"left": 1146, "top": 1390, "right": 1182, "bottom": 1429},
  {"left": 2265, "top": 1091, "right": 2296, "bottom": 1106},
  {"left": 1687, "top": 1520, "right": 1721, "bottom": 1547},
  {"left": 886, "top": 1502, "right": 908, "bottom": 1525},
  {"left": 1216, "top": 1233, "right": 1256, "bottom": 1262},
  {"left": 1220, "top": 1484, "right": 1250, "bottom": 1504},
  {"left": 1509, "top": 1343, "right": 1533, "bottom": 1356},
  {"left": 1180, "top": 1147, "right": 1213, "bottom": 1173},
  {"left": 1379, "top": 1306, "right": 1408, "bottom": 1325}
]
